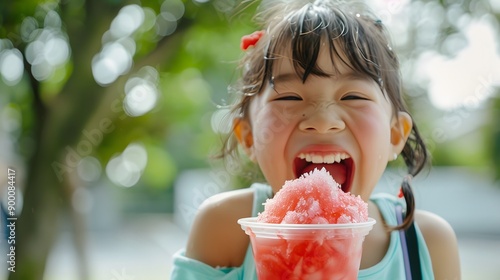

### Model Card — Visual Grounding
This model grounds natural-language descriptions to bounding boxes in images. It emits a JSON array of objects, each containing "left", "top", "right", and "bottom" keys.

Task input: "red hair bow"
[{"left": 240, "top": 30, "right": 265, "bottom": 51}]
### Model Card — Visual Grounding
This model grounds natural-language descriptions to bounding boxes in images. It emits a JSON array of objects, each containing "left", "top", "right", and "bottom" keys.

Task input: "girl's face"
[{"left": 238, "top": 48, "right": 410, "bottom": 201}]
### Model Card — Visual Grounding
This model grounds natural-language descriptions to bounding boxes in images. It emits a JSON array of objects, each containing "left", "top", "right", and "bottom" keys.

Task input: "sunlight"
[
  {"left": 105, "top": 143, "right": 148, "bottom": 188},
  {"left": 0, "top": 49, "right": 24, "bottom": 85},
  {"left": 110, "top": 4, "right": 145, "bottom": 38},
  {"left": 77, "top": 156, "right": 102, "bottom": 182},
  {"left": 31, "top": 60, "right": 53, "bottom": 81},
  {"left": 161, "top": 0, "right": 185, "bottom": 20},
  {"left": 153, "top": 0, "right": 185, "bottom": 37},
  {"left": 18, "top": 11, "right": 71, "bottom": 82},
  {"left": 123, "top": 143, "right": 148, "bottom": 171},
  {"left": 123, "top": 79, "right": 159, "bottom": 117},
  {"left": 123, "top": 67, "right": 159, "bottom": 117},
  {"left": 43, "top": 36, "right": 70, "bottom": 66},
  {"left": 93, "top": 4, "right": 144, "bottom": 86},
  {"left": 123, "top": 83, "right": 158, "bottom": 117},
  {"left": 44, "top": 10, "right": 62, "bottom": 29},
  {"left": 156, "top": 12, "right": 178, "bottom": 36},
  {"left": 416, "top": 17, "right": 500, "bottom": 110},
  {"left": 92, "top": 42, "right": 132, "bottom": 85},
  {"left": 20, "top": 16, "right": 38, "bottom": 42}
]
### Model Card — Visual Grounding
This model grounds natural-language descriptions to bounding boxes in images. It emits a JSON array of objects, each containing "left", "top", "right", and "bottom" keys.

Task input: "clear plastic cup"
[{"left": 238, "top": 217, "right": 376, "bottom": 280}]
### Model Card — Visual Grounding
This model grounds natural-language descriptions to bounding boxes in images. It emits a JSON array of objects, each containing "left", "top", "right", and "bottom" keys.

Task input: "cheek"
[
  {"left": 250, "top": 105, "right": 297, "bottom": 188},
  {"left": 352, "top": 112, "right": 392, "bottom": 156},
  {"left": 252, "top": 105, "right": 296, "bottom": 149},
  {"left": 351, "top": 112, "right": 392, "bottom": 198}
]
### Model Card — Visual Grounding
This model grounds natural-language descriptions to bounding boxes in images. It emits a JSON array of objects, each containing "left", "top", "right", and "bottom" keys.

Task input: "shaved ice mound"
[
  {"left": 257, "top": 168, "right": 368, "bottom": 224},
  {"left": 238, "top": 168, "right": 375, "bottom": 279}
]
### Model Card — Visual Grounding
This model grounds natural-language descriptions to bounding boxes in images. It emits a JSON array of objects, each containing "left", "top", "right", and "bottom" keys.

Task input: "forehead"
[{"left": 271, "top": 44, "right": 369, "bottom": 83}]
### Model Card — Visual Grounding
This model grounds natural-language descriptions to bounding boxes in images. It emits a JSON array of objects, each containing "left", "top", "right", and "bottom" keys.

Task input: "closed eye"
[
  {"left": 341, "top": 94, "right": 369, "bottom": 101},
  {"left": 275, "top": 95, "right": 302, "bottom": 101},
  {"left": 272, "top": 87, "right": 302, "bottom": 101}
]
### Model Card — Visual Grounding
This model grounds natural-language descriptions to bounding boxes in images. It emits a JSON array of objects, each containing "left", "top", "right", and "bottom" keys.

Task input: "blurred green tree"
[
  {"left": 490, "top": 94, "right": 500, "bottom": 180},
  {"left": 0, "top": 0, "right": 256, "bottom": 279}
]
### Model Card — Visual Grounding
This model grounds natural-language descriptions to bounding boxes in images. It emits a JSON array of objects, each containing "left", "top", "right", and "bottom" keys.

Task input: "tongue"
[{"left": 302, "top": 163, "right": 346, "bottom": 185}]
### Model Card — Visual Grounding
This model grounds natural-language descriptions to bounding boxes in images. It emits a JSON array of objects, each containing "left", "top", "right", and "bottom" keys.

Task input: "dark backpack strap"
[
  {"left": 396, "top": 205, "right": 422, "bottom": 280},
  {"left": 406, "top": 221, "right": 423, "bottom": 280}
]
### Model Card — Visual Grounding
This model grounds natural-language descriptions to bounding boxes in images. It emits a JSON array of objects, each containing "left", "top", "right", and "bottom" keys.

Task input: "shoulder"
[
  {"left": 185, "top": 188, "right": 255, "bottom": 268},
  {"left": 414, "top": 209, "right": 461, "bottom": 279}
]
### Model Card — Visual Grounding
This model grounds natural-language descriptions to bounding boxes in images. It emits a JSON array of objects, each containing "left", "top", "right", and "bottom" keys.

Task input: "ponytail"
[
  {"left": 393, "top": 175, "right": 415, "bottom": 230},
  {"left": 393, "top": 122, "right": 428, "bottom": 231}
]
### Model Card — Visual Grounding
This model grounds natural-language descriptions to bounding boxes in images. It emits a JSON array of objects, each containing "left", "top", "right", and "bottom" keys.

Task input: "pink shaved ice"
[{"left": 257, "top": 168, "right": 368, "bottom": 224}]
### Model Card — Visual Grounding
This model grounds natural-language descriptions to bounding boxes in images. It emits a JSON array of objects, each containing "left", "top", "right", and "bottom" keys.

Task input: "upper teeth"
[{"left": 298, "top": 153, "right": 349, "bottom": 164}]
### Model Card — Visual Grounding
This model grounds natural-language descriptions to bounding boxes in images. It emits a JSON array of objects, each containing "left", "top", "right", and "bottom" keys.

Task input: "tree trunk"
[
  {"left": 7, "top": 2, "right": 194, "bottom": 278},
  {"left": 9, "top": 154, "right": 63, "bottom": 279}
]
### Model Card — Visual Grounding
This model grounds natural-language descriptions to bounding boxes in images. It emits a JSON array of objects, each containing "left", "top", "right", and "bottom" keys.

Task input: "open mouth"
[{"left": 293, "top": 152, "right": 353, "bottom": 193}]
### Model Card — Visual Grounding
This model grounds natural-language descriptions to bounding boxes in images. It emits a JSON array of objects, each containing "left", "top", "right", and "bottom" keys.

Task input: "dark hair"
[{"left": 220, "top": 0, "right": 428, "bottom": 230}]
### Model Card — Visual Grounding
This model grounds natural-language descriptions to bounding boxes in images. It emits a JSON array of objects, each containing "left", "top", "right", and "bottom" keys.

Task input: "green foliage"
[
  {"left": 143, "top": 144, "right": 177, "bottom": 190},
  {"left": 0, "top": 0, "right": 39, "bottom": 33},
  {"left": 489, "top": 94, "right": 500, "bottom": 180}
]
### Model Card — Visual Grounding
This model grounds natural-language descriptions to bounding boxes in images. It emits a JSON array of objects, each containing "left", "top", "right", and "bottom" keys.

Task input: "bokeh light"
[
  {"left": 156, "top": 12, "right": 178, "bottom": 36},
  {"left": 123, "top": 66, "right": 160, "bottom": 117},
  {"left": 0, "top": 49, "right": 24, "bottom": 86},
  {"left": 77, "top": 156, "right": 102, "bottom": 182},
  {"left": 20, "top": 16, "right": 39, "bottom": 42},
  {"left": 19, "top": 10, "right": 71, "bottom": 82},
  {"left": 161, "top": 0, "right": 185, "bottom": 20},
  {"left": 44, "top": 10, "right": 62, "bottom": 29},
  {"left": 140, "top": 7, "right": 157, "bottom": 32},
  {"left": 105, "top": 143, "right": 148, "bottom": 188},
  {"left": 92, "top": 42, "right": 133, "bottom": 85},
  {"left": 110, "top": 4, "right": 145, "bottom": 38},
  {"left": 92, "top": 4, "right": 150, "bottom": 86},
  {"left": 124, "top": 82, "right": 158, "bottom": 117},
  {"left": 43, "top": 36, "right": 70, "bottom": 66}
]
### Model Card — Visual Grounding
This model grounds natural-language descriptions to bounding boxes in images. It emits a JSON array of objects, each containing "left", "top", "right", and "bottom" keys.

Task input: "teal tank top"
[{"left": 170, "top": 183, "right": 434, "bottom": 279}]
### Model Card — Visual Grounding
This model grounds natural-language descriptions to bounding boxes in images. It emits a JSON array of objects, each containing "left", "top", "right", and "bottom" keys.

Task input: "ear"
[
  {"left": 390, "top": 111, "right": 412, "bottom": 158},
  {"left": 233, "top": 117, "right": 255, "bottom": 161}
]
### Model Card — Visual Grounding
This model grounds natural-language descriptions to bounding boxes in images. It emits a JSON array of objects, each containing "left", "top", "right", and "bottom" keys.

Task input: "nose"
[{"left": 299, "top": 103, "right": 345, "bottom": 133}]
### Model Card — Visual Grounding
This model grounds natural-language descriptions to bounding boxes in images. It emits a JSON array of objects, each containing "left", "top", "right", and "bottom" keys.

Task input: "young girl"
[{"left": 171, "top": 0, "right": 461, "bottom": 279}]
